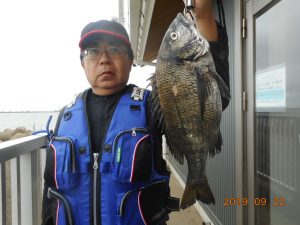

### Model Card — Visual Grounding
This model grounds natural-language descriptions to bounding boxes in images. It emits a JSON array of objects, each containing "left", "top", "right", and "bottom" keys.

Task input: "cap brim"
[{"left": 79, "top": 30, "right": 130, "bottom": 49}]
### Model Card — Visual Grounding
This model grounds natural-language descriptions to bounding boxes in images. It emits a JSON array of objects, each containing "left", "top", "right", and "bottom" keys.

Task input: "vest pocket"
[
  {"left": 116, "top": 181, "right": 169, "bottom": 225},
  {"left": 49, "top": 136, "right": 78, "bottom": 190},
  {"left": 111, "top": 128, "right": 153, "bottom": 182},
  {"left": 47, "top": 188, "right": 78, "bottom": 225},
  {"left": 116, "top": 189, "right": 144, "bottom": 225}
]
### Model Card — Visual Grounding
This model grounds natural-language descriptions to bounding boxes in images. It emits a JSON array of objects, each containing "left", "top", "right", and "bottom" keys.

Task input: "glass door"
[{"left": 248, "top": 0, "right": 300, "bottom": 224}]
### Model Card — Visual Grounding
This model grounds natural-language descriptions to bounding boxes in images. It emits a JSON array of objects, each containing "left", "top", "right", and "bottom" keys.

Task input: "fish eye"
[{"left": 170, "top": 32, "right": 178, "bottom": 40}]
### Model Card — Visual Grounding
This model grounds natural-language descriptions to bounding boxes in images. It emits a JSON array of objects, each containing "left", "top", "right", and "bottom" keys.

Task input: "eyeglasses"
[{"left": 81, "top": 47, "right": 125, "bottom": 60}]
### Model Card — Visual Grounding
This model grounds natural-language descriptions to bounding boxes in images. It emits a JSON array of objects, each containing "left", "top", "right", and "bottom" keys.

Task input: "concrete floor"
[{"left": 167, "top": 173, "right": 204, "bottom": 225}]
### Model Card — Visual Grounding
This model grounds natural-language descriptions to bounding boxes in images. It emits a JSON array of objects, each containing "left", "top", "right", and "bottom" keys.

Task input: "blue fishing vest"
[{"left": 45, "top": 87, "right": 178, "bottom": 225}]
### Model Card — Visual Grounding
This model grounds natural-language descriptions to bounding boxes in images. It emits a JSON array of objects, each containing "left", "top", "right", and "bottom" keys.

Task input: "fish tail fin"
[
  {"left": 180, "top": 175, "right": 215, "bottom": 209},
  {"left": 209, "top": 130, "right": 223, "bottom": 157}
]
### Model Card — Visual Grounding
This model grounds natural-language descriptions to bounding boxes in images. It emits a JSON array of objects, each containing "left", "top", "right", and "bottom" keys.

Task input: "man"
[{"left": 42, "top": 0, "right": 229, "bottom": 224}]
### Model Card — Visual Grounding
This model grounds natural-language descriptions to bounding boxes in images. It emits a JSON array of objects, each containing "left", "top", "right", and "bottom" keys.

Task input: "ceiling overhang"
[{"left": 129, "top": 0, "right": 184, "bottom": 65}]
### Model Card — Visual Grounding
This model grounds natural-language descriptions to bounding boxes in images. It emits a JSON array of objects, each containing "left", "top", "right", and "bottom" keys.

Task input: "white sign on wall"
[{"left": 256, "top": 64, "right": 286, "bottom": 108}]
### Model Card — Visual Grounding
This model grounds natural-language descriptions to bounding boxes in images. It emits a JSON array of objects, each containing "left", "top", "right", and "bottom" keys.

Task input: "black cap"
[{"left": 79, "top": 20, "right": 131, "bottom": 50}]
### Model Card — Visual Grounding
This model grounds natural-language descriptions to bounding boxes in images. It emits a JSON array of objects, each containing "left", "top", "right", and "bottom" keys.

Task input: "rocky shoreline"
[
  {"left": 0, "top": 127, "right": 34, "bottom": 225},
  {"left": 0, "top": 126, "right": 32, "bottom": 142}
]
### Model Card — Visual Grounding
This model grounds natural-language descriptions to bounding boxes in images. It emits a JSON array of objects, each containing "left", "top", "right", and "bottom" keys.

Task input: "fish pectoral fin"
[{"left": 208, "top": 69, "right": 231, "bottom": 101}]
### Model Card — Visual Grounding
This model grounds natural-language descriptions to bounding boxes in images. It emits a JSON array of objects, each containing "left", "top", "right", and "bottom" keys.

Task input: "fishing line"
[{"left": 217, "top": 0, "right": 227, "bottom": 32}]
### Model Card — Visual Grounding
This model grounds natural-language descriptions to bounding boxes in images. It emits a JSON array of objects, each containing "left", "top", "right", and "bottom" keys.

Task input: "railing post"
[
  {"left": 20, "top": 153, "right": 32, "bottom": 225},
  {"left": 31, "top": 149, "right": 43, "bottom": 225},
  {"left": 0, "top": 163, "right": 6, "bottom": 225},
  {"left": 11, "top": 158, "right": 20, "bottom": 225}
]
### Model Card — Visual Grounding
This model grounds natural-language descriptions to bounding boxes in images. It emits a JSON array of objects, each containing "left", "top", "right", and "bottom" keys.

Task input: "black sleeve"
[{"left": 209, "top": 22, "right": 230, "bottom": 110}]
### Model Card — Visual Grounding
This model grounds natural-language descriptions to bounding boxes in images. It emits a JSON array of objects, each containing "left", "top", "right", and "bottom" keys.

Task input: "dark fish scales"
[{"left": 150, "top": 13, "right": 230, "bottom": 209}]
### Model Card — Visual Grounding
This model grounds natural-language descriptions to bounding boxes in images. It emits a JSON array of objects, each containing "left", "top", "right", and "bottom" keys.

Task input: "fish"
[{"left": 149, "top": 12, "right": 230, "bottom": 209}]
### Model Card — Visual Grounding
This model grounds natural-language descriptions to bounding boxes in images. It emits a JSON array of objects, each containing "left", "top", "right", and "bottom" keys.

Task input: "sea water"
[{"left": 0, "top": 111, "right": 59, "bottom": 132}]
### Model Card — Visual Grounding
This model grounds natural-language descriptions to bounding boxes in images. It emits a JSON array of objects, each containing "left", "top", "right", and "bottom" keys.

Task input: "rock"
[
  {"left": 26, "top": 129, "right": 33, "bottom": 136},
  {"left": 0, "top": 131, "right": 12, "bottom": 141},
  {"left": 10, "top": 133, "right": 27, "bottom": 140},
  {"left": 2, "top": 128, "right": 13, "bottom": 140},
  {"left": 0, "top": 127, "right": 32, "bottom": 142},
  {"left": 11, "top": 127, "right": 27, "bottom": 136},
  {"left": 4, "top": 128, "right": 13, "bottom": 133}
]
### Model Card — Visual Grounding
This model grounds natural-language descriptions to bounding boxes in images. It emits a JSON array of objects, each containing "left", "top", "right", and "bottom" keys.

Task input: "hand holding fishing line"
[
  {"left": 195, "top": 0, "right": 215, "bottom": 20},
  {"left": 183, "top": 0, "right": 218, "bottom": 41}
]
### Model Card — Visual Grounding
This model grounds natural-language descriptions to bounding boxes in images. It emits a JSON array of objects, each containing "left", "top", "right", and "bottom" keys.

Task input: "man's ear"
[
  {"left": 129, "top": 59, "right": 133, "bottom": 72},
  {"left": 81, "top": 59, "right": 85, "bottom": 68}
]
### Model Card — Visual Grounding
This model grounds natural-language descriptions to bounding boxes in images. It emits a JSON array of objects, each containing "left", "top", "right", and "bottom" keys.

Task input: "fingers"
[{"left": 194, "top": 0, "right": 214, "bottom": 18}]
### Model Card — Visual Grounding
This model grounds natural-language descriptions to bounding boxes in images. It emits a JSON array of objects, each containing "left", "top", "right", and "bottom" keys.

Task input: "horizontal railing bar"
[
  {"left": 0, "top": 134, "right": 47, "bottom": 163},
  {"left": 256, "top": 112, "right": 300, "bottom": 118}
]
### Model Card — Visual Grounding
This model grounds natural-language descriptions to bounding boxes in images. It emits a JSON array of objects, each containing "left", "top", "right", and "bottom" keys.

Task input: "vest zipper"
[
  {"left": 84, "top": 91, "right": 105, "bottom": 225},
  {"left": 112, "top": 128, "right": 148, "bottom": 168},
  {"left": 47, "top": 187, "right": 73, "bottom": 225},
  {"left": 111, "top": 128, "right": 148, "bottom": 164},
  {"left": 92, "top": 152, "right": 99, "bottom": 225},
  {"left": 113, "top": 128, "right": 148, "bottom": 147},
  {"left": 84, "top": 93, "right": 96, "bottom": 225}
]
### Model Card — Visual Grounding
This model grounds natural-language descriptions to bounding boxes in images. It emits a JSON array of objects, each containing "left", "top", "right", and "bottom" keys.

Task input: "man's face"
[{"left": 81, "top": 37, "right": 133, "bottom": 95}]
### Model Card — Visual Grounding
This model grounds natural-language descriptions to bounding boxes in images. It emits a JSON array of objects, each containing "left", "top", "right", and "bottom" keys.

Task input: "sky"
[{"left": 0, "top": 0, "right": 154, "bottom": 112}]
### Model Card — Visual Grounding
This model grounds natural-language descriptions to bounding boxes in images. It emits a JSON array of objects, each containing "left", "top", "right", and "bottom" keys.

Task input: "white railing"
[{"left": 0, "top": 134, "right": 47, "bottom": 225}]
